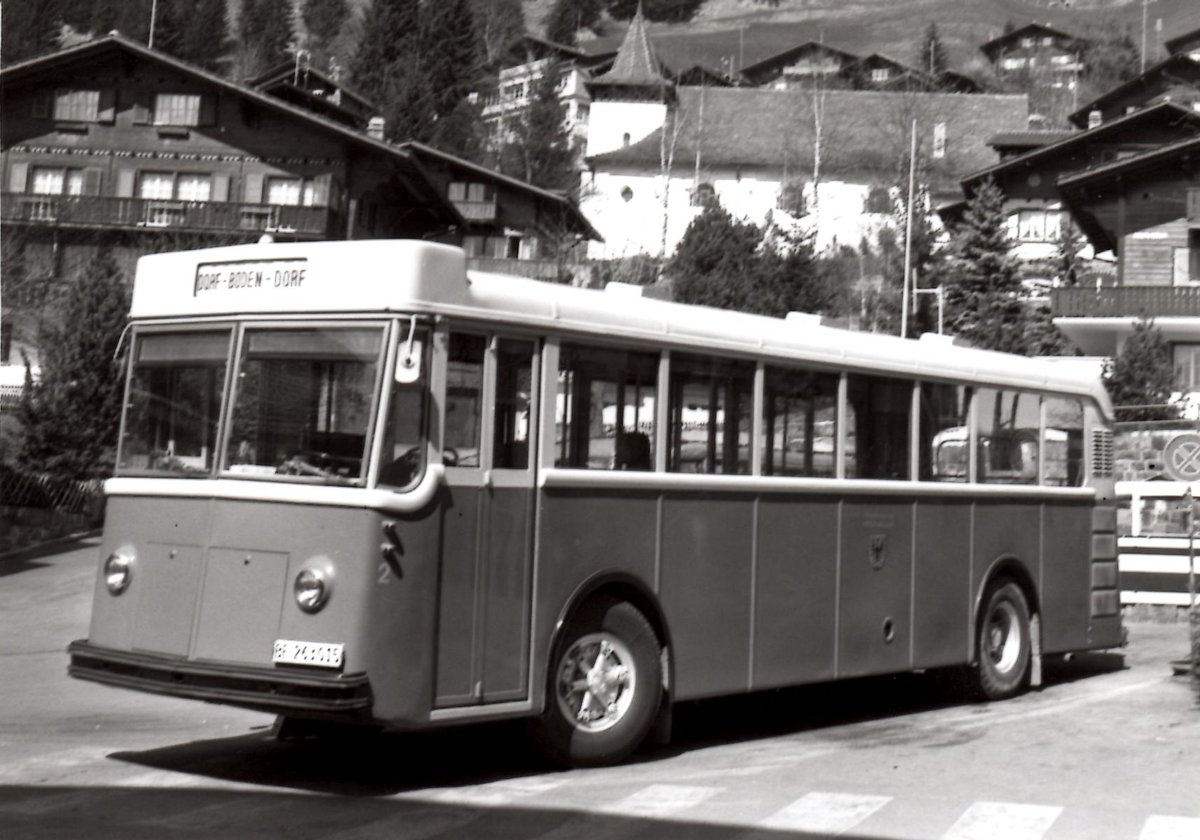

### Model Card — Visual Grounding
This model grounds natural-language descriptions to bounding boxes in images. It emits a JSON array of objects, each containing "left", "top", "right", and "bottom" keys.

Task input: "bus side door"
[{"left": 435, "top": 331, "right": 538, "bottom": 707}]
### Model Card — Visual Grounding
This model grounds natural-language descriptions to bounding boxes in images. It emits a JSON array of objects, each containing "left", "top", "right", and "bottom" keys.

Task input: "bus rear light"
[
  {"left": 104, "top": 551, "right": 134, "bottom": 595},
  {"left": 294, "top": 565, "right": 333, "bottom": 613}
]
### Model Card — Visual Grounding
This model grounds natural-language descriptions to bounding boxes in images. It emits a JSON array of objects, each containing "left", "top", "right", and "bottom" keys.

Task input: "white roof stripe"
[{"left": 130, "top": 240, "right": 1111, "bottom": 412}]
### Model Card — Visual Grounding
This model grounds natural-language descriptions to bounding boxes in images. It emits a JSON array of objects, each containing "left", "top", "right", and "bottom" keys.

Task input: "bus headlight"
[
  {"left": 104, "top": 551, "right": 134, "bottom": 595},
  {"left": 294, "top": 566, "right": 333, "bottom": 613}
]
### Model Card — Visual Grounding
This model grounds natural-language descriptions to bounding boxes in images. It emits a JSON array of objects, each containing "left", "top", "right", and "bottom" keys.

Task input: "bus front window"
[
  {"left": 224, "top": 327, "right": 383, "bottom": 485},
  {"left": 119, "top": 331, "right": 231, "bottom": 476}
]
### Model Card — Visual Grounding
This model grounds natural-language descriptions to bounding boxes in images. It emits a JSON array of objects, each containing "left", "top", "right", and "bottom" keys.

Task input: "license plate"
[{"left": 272, "top": 639, "right": 344, "bottom": 669}]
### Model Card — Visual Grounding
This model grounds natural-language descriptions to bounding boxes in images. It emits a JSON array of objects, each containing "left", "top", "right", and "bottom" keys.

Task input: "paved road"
[{"left": 2, "top": 538, "right": 1199, "bottom": 840}]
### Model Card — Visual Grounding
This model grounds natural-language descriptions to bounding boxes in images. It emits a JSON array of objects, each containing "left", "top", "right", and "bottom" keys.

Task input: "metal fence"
[{"left": 0, "top": 464, "right": 104, "bottom": 516}]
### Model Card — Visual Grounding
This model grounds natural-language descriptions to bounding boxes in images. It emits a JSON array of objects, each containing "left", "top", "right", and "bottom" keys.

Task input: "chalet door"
[{"left": 434, "top": 330, "right": 538, "bottom": 707}]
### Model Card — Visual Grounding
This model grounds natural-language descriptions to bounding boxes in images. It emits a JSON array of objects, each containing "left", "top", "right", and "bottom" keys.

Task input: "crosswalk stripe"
[
  {"left": 758, "top": 791, "right": 892, "bottom": 835},
  {"left": 595, "top": 783, "right": 719, "bottom": 818},
  {"left": 1140, "top": 814, "right": 1200, "bottom": 840},
  {"left": 426, "top": 777, "right": 566, "bottom": 807},
  {"left": 943, "top": 801, "right": 1062, "bottom": 840}
]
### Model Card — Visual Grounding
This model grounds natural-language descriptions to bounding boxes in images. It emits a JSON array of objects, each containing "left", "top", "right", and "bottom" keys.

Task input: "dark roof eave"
[
  {"left": 960, "top": 101, "right": 1200, "bottom": 189},
  {"left": 1067, "top": 54, "right": 1200, "bottom": 126},
  {"left": 1057, "top": 135, "right": 1200, "bottom": 189}
]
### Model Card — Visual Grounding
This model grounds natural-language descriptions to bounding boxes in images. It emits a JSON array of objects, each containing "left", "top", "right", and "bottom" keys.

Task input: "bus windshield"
[{"left": 117, "top": 325, "right": 392, "bottom": 485}]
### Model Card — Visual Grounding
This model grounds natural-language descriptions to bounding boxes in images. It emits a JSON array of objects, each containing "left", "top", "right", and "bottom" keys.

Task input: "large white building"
[{"left": 580, "top": 10, "right": 1030, "bottom": 260}]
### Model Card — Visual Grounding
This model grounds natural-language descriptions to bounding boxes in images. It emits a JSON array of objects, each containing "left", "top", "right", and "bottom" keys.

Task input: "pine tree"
[
  {"left": 351, "top": 0, "right": 421, "bottom": 114},
  {"left": 918, "top": 22, "right": 949, "bottom": 80},
  {"left": 302, "top": 0, "right": 350, "bottom": 65},
  {"left": 1055, "top": 217, "right": 1084, "bottom": 288},
  {"left": 422, "top": 0, "right": 483, "bottom": 122},
  {"left": 546, "top": 0, "right": 582, "bottom": 47},
  {"left": 943, "top": 178, "right": 1026, "bottom": 352},
  {"left": 2, "top": 0, "right": 64, "bottom": 64},
  {"left": 237, "top": 0, "right": 296, "bottom": 78},
  {"left": 669, "top": 203, "right": 763, "bottom": 313},
  {"left": 1103, "top": 315, "right": 1179, "bottom": 420},
  {"left": 17, "top": 250, "right": 130, "bottom": 480}
]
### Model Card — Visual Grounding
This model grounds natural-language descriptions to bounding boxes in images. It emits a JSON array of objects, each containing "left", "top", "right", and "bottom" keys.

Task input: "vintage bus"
[{"left": 69, "top": 240, "right": 1122, "bottom": 767}]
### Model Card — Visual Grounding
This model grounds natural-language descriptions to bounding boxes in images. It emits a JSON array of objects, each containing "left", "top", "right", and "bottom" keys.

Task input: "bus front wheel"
[
  {"left": 538, "top": 599, "right": 662, "bottom": 767},
  {"left": 974, "top": 580, "right": 1031, "bottom": 701}
]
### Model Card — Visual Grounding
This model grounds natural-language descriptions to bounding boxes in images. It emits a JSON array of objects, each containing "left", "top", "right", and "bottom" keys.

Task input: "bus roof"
[{"left": 131, "top": 240, "right": 1112, "bottom": 415}]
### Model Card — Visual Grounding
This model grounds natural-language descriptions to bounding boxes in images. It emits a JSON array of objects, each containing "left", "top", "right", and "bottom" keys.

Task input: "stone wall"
[{"left": 1114, "top": 424, "right": 1199, "bottom": 481}]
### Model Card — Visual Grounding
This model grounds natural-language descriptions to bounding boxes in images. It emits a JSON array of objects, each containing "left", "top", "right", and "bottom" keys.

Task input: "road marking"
[
  {"left": 942, "top": 801, "right": 1062, "bottom": 840},
  {"left": 1140, "top": 814, "right": 1200, "bottom": 840},
  {"left": 426, "top": 777, "right": 566, "bottom": 807},
  {"left": 595, "top": 783, "right": 718, "bottom": 817},
  {"left": 759, "top": 791, "right": 892, "bottom": 835}
]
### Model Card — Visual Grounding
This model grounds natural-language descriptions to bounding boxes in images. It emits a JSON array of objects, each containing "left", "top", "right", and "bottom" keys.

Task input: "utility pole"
[
  {"left": 901, "top": 119, "right": 916, "bottom": 339},
  {"left": 1141, "top": 0, "right": 1158, "bottom": 74},
  {"left": 148, "top": 0, "right": 158, "bottom": 49}
]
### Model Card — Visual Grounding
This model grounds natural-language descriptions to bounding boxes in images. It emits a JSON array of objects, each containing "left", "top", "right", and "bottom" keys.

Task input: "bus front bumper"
[{"left": 67, "top": 640, "right": 374, "bottom": 718}]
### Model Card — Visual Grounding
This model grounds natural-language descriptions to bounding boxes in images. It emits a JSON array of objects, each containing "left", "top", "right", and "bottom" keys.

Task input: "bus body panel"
[
  {"left": 753, "top": 498, "right": 838, "bottom": 689},
  {"left": 660, "top": 493, "right": 755, "bottom": 700},
  {"left": 1040, "top": 500, "right": 1095, "bottom": 654},
  {"left": 89, "top": 495, "right": 445, "bottom": 725},
  {"left": 480, "top": 485, "right": 535, "bottom": 702},
  {"left": 838, "top": 498, "right": 915, "bottom": 679},
  {"left": 912, "top": 499, "right": 974, "bottom": 669},
  {"left": 434, "top": 483, "right": 483, "bottom": 707}
]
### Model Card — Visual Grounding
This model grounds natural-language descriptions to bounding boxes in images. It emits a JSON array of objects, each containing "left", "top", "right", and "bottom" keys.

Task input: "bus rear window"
[
  {"left": 224, "top": 327, "right": 383, "bottom": 484},
  {"left": 118, "top": 331, "right": 231, "bottom": 476}
]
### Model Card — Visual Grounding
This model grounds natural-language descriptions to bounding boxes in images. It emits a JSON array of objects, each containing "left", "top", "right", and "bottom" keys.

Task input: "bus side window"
[
  {"left": 494, "top": 339, "right": 533, "bottom": 469},
  {"left": 975, "top": 388, "right": 1040, "bottom": 485},
  {"left": 846, "top": 374, "right": 912, "bottom": 480},
  {"left": 556, "top": 345, "right": 658, "bottom": 470},
  {"left": 919, "top": 382, "right": 970, "bottom": 482},
  {"left": 1043, "top": 396, "right": 1084, "bottom": 486},
  {"left": 762, "top": 365, "right": 838, "bottom": 477},
  {"left": 668, "top": 355, "right": 753, "bottom": 475},
  {"left": 445, "top": 333, "right": 485, "bottom": 468}
]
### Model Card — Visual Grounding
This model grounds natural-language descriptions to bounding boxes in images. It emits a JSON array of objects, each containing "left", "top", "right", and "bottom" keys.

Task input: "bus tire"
[
  {"left": 538, "top": 599, "right": 662, "bottom": 768},
  {"left": 974, "top": 580, "right": 1032, "bottom": 701}
]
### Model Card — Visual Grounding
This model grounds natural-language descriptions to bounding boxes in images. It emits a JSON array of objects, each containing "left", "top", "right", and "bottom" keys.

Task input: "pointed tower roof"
[{"left": 588, "top": 5, "right": 672, "bottom": 98}]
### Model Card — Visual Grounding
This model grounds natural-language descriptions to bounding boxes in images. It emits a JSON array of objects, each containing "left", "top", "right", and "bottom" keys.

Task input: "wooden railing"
[
  {"left": 467, "top": 256, "right": 585, "bottom": 282},
  {"left": 1051, "top": 286, "right": 1200, "bottom": 317},
  {"left": 1, "top": 193, "right": 336, "bottom": 238},
  {"left": 451, "top": 198, "right": 498, "bottom": 222}
]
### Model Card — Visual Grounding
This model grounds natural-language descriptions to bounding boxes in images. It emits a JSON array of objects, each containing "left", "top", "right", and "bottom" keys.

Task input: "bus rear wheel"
[
  {"left": 974, "top": 580, "right": 1032, "bottom": 701},
  {"left": 538, "top": 599, "right": 662, "bottom": 768}
]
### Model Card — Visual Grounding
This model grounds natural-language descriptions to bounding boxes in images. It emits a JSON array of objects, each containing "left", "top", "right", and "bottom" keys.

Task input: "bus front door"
[{"left": 435, "top": 332, "right": 538, "bottom": 708}]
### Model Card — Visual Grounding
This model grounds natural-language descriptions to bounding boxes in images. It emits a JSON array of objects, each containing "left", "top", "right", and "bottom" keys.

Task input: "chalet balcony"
[
  {"left": 1051, "top": 286, "right": 1200, "bottom": 318},
  {"left": 451, "top": 198, "right": 498, "bottom": 222},
  {"left": 0, "top": 193, "right": 337, "bottom": 239},
  {"left": 467, "top": 256, "right": 581, "bottom": 282}
]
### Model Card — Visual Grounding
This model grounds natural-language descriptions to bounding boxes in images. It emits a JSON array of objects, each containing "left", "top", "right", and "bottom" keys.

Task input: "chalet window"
[
  {"left": 690, "top": 182, "right": 716, "bottom": 208},
  {"left": 266, "top": 176, "right": 315, "bottom": 207},
  {"left": 933, "top": 122, "right": 947, "bottom": 159},
  {"left": 1010, "top": 209, "right": 1062, "bottom": 242},
  {"left": 864, "top": 186, "right": 891, "bottom": 214},
  {"left": 778, "top": 181, "right": 806, "bottom": 215},
  {"left": 30, "top": 167, "right": 83, "bottom": 196},
  {"left": 53, "top": 89, "right": 100, "bottom": 121},
  {"left": 139, "top": 171, "right": 212, "bottom": 201},
  {"left": 153, "top": 93, "right": 202, "bottom": 126},
  {"left": 871, "top": 68, "right": 889, "bottom": 82},
  {"left": 1174, "top": 344, "right": 1200, "bottom": 391},
  {"left": 448, "top": 182, "right": 492, "bottom": 203}
]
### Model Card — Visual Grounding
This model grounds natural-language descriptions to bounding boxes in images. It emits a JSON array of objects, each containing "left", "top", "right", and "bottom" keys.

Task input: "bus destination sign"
[{"left": 194, "top": 259, "right": 309, "bottom": 298}]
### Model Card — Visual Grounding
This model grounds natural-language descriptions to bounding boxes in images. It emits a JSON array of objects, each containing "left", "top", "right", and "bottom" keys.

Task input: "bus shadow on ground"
[{"left": 110, "top": 652, "right": 1125, "bottom": 797}]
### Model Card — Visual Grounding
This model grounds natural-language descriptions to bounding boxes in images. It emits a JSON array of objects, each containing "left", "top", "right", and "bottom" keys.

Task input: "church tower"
[{"left": 584, "top": 5, "right": 674, "bottom": 159}]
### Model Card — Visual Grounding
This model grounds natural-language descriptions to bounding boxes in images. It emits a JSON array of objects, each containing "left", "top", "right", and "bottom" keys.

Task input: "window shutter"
[
  {"left": 31, "top": 91, "right": 51, "bottom": 119},
  {"left": 132, "top": 93, "right": 151, "bottom": 125},
  {"left": 82, "top": 167, "right": 103, "bottom": 195},
  {"left": 312, "top": 173, "right": 331, "bottom": 207},
  {"left": 8, "top": 162, "right": 29, "bottom": 193},
  {"left": 98, "top": 89, "right": 116, "bottom": 123},
  {"left": 243, "top": 172, "right": 263, "bottom": 203},
  {"left": 199, "top": 94, "right": 216, "bottom": 126},
  {"left": 116, "top": 169, "right": 136, "bottom": 198},
  {"left": 211, "top": 174, "right": 229, "bottom": 203}
]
